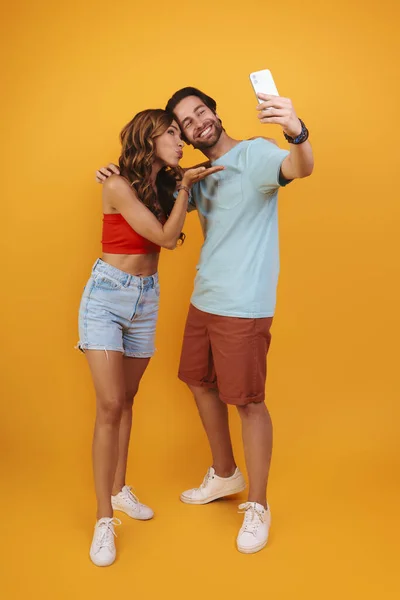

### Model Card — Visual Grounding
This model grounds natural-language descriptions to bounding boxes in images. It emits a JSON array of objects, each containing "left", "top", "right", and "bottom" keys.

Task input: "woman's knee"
[
  {"left": 124, "top": 386, "right": 139, "bottom": 408},
  {"left": 96, "top": 394, "right": 125, "bottom": 424}
]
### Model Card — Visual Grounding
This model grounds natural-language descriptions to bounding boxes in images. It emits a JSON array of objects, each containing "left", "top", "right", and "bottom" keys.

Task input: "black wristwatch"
[{"left": 283, "top": 119, "right": 309, "bottom": 145}]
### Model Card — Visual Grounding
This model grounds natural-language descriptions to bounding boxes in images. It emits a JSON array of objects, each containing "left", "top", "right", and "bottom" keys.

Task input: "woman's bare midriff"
[{"left": 102, "top": 252, "right": 160, "bottom": 277}]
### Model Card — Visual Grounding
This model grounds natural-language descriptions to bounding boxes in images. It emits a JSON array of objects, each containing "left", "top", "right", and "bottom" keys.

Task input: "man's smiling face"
[{"left": 173, "top": 95, "right": 223, "bottom": 150}]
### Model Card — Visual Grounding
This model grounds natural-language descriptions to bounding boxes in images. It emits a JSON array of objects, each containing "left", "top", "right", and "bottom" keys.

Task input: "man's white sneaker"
[
  {"left": 180, "top": 467, "right": 246, "bottom": 505},
  {"left": 236, "top": 502, "right": 271, "bottom": 554},
  {"left": 111, "top": 485, "right": 154, "bottom": 520},
  {"left": 89, "top": 517, "right": 121, "bottom": 567}
]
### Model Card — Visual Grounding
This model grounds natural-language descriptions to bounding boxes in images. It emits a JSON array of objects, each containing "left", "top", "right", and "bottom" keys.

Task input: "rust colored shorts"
[{"left": 178, "top": 304, "right": 273, "bottom": 406}]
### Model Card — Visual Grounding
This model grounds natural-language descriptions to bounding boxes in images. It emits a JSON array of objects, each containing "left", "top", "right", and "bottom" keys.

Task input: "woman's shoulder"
[
  {"left": 103, "top": 174, "right": 130, "bottom": 192},
  {"left": 102, "top": 175, "right": 139, "bottom": 215}
]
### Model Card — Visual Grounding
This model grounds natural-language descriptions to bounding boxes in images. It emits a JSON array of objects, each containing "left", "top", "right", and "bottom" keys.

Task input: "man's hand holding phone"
[{"left": 256, "top": 93, "right": 302, "bottom": 139}]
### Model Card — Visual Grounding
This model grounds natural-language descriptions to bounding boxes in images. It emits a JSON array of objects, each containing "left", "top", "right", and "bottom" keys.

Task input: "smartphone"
[{"left": 249, "top": 69, "right": 279, "bottom": 101}]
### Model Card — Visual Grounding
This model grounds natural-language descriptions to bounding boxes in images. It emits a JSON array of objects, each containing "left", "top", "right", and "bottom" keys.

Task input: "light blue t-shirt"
[{"left": 190, "top": 138, "right": 290, "bottom": 318}]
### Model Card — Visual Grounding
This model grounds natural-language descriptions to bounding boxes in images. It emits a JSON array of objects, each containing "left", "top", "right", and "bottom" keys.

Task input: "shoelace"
[
  {"left": 122, "top": 486, "right": 140, "bottom": 506},
  {"left": 94, "top": 518, "right": 121, "bottom": 553},
  {"left": 199, "top": 468, "right": 214, "bottom": 490},
  {"left": 238, "top": 503, "right": 265, "bottom": 536}
]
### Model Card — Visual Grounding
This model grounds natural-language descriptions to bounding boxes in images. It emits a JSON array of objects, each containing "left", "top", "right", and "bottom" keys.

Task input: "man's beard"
[{"left": 192, "top": 119, "right": 223, "bottom": 150}]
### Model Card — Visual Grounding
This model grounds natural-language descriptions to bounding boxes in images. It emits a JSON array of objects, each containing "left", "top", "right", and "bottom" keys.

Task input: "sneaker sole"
[
  {"left": 89, "top": 551, "right": 116, "bottom": 567},
  {"left": 180, "top": 481, "right": 247, "bottom": 505},
  {"left": 237, "top": 538, "right": 268, "bottom": 554},
  {"left": 111, "top": 505, "right": 154, "bottom": 521}
]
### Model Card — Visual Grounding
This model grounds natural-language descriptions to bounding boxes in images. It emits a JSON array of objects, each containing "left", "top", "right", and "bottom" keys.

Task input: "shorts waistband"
[{"left": 92, "top": 258, "right": 158, "bottom": 288}]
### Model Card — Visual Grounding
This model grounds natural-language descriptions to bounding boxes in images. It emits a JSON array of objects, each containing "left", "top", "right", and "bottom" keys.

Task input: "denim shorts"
[{"left": 77, "top": 259, "right": 160, "bottom": 358}]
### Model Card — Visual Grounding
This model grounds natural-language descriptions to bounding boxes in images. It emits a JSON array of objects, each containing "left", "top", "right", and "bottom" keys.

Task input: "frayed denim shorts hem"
[{"left": 76, "top": 343, "right": 154, "bottom": 359}]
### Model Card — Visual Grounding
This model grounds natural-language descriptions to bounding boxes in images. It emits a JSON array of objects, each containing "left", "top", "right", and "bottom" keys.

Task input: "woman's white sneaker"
[
  {"left": 111, "top": 485, "right": 154, "bottom": 520},
  {"left": 236, "top": 502, "right": 271, "bottom": 554},
  {"left": 180, "top": 467, "right": 246, "bottom": 505},
  {"left": 89, "top": 517, "right": 121, "bottom": 567}
]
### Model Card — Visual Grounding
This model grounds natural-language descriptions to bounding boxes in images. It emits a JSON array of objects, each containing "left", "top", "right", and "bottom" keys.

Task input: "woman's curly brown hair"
[{"left": 118, "top": 109, "right": 184, "bottom": 242}]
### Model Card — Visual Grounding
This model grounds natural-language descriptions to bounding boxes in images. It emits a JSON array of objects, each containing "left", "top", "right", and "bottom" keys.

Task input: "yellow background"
[{"left": 1, "top": 0, "right": 399, "bottom": 598}]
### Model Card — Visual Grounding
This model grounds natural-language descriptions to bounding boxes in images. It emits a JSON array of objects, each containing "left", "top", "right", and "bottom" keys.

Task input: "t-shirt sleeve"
[{"left": 246, "top": 138, "right": 291, "bottom": 193}]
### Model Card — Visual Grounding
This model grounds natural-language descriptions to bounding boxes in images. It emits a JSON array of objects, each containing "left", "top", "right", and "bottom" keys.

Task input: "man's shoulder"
[
  {"left": 246, "top": 137, "right": 280, "bottom": 151},
  {"left": 244, "top": 137, "right": 288, "bottom": 168}
]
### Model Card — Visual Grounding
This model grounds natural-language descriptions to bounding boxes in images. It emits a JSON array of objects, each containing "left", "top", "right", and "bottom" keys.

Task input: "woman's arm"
[
  {"left": 103, "top": 166, "right": 223, "bottom": 250},
  {"left": 103, "top": 177, "right": 188, "bottom": 250}
]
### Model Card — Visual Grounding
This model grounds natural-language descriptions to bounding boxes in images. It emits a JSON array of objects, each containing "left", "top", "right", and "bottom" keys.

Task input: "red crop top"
[{"left": 101, "top": 213, "right": 161, "bottom": 255}]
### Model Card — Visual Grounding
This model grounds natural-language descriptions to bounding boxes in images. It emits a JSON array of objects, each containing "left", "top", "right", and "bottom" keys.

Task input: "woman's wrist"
[
  {"left": 180, "top": 176, "right": 192, "bottom": 190},
  {"left": 177, "top": 182, "right": 192, "bottom": 197}
]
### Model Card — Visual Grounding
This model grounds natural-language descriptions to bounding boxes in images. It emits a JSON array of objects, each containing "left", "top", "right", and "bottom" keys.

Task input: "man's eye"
[
  {"left": 199, "top": 110, "right": 205, "bottom": 115},
  {"left": 185, "top": 121, "right": 191, "bottom": 129}
]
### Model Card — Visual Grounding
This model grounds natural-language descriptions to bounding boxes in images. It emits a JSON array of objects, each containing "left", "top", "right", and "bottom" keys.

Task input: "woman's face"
[{"left": 154, "top": 120, "right": 184, "bottom": 167}]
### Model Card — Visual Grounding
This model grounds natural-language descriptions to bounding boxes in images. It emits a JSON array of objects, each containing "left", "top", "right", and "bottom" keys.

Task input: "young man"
[
  {"left": 168, "top": 87, "right": 313, "bottom": 554},
  {"left": 96, "top": 87, "right": 314, "bottom": 554}
]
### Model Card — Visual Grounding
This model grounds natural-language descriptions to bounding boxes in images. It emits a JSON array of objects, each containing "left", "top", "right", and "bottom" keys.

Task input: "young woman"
[{"left": 77, "top": 109, "right": 222, "bottom": 566}]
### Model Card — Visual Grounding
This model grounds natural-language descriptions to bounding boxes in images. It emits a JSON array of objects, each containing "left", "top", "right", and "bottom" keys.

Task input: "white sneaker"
[
  {"left": 180, "top": 467, "right": 246, "bottom": 505},
  {"left": 89, "top": 517, "right": 121, "bottom": 567},
  {"left": 111, "top": 485, "right": 154, "bottom": 520},
  {"left": 236, "top": 502, "right": 271, "bottom": 554}
]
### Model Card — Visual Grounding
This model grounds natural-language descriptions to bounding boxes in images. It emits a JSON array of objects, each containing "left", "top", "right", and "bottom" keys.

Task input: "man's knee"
[
  {"left": 188, "top": 383, "right": 218, "bottom": 399},
  {"left": 237, "top": 400, "right": 267, "bottom": 418}
]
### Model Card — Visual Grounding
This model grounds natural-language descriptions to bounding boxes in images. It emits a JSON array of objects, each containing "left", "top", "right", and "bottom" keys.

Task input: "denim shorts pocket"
[{"left": 93, "top": 273, "right": 123, "bottom": 291}]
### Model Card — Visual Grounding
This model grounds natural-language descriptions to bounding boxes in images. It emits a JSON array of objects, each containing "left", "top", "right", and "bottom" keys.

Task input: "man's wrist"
[
  {"left": 283, "top": 119, "right": 309, "bottom": 145},
  {"left": 284, "top": 120, "right": 302, "bottom": 138}
]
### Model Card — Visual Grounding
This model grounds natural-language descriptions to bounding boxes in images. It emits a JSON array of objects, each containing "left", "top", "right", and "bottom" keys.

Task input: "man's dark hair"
[{"left": 165, "top": 87, "right": 217, "bottom": 117}]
